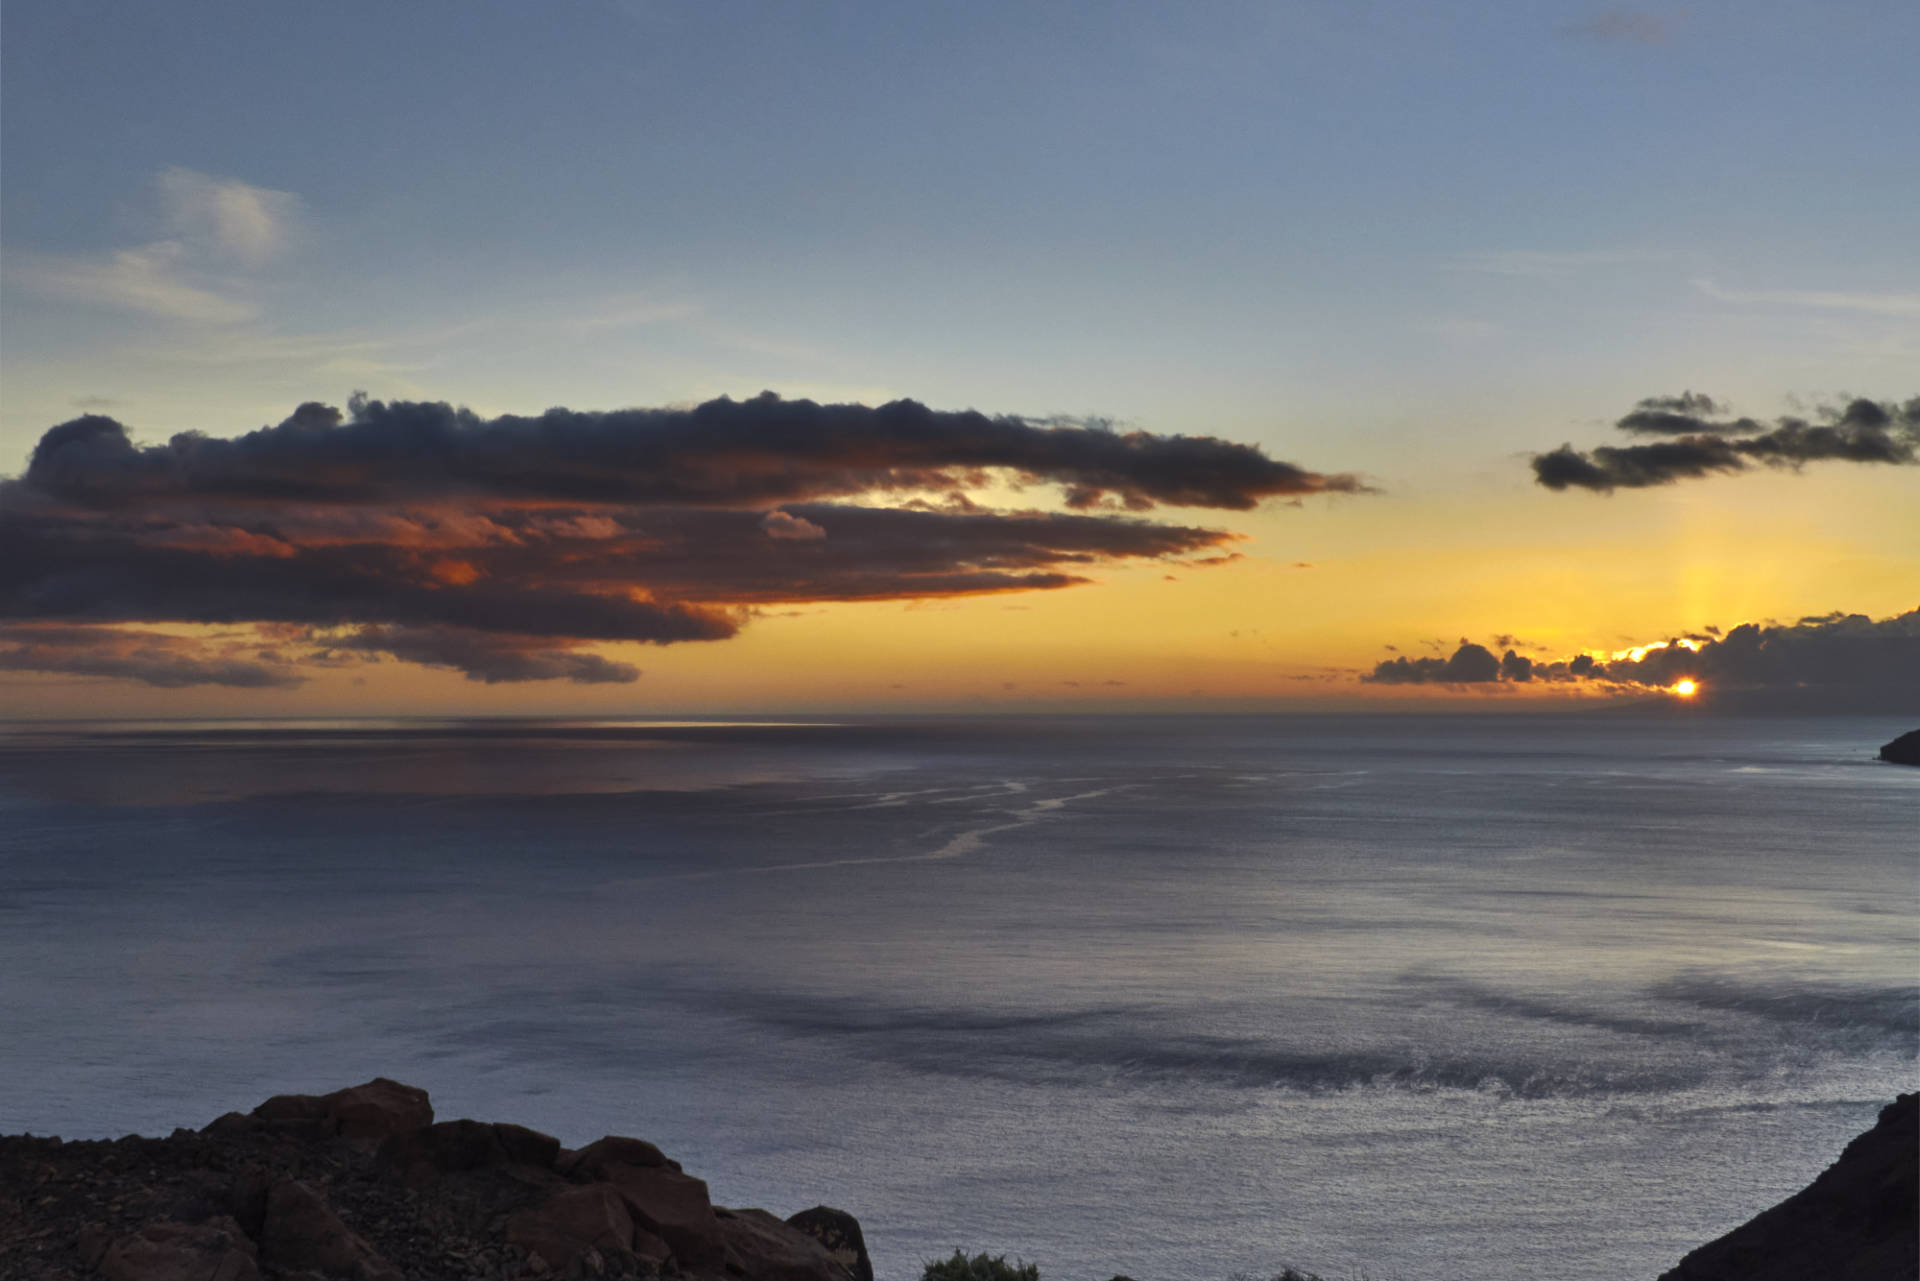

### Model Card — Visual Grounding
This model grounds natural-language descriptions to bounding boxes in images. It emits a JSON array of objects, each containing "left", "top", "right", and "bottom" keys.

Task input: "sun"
[{"left": 1672, "top": 679, "right": 1699, "bottom": 698}]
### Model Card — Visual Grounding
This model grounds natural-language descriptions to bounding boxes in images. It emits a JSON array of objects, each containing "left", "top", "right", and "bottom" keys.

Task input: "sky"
[{"left": 2, "top": 0, "right": 1915, "bottom": 717}]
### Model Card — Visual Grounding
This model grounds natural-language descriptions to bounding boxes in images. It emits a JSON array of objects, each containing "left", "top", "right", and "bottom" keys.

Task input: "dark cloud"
[
  {"left": 321, "top": 626, "right": 640, "bottom": 685},
  {"left": 1365, "top": 609, "right": 1920, "bottom": 711},
  {"left": 1533, "top": 394, "right": 1919, "bottom": 491},
  {"left": 1362, "top": 641, "right": 1502, "bottom": 685},
  {"left": 24, "top": 391, "right": 1364, "bottom": 512},
  {"left": 1614, "top": 392, "right": 1760, "bottom": 436},
  {"left": 0, "top": 624, "right": 303, "bottom": 689},
  {"left": 4, "top": 394, "right": 1351, "bottom": 686}
]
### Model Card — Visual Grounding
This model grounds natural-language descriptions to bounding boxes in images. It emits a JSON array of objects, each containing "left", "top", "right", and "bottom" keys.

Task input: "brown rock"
[
  {"left": 785, "top": 1206, "right": 872, "bottom": 1281},
  {"left": 505, "top": 1182, "right": 636, "bottom": 1273},
  {"left": 495, "top": 1121, "right": 565, "bottom": 1169},
  {"left": 604, "top": 1165, "right": 724, "bottom": 1269},
  {"left": 1659, "top": 1093, "right": 1918, "bottom": 1281},
  {"left": 259, "top": 1180, "right": 404, "bottom": 1281},
  {"left": 201, "top": 1111, "right": 262, "bottom": 1136},
  {"left": 377, "top": 1118, "right": 563, "bottom": 1184},
  {"left": 320, "top": 1078, "right": 434, "bottom": 1143},
  {"left": 249, "top": 1078, "right": 432, "bottom": 1145},
  {"left": 99, "top": 1218, "right": 260, "bottom": 1281},
  {"left": 715, "top": 1207, "right": 855, "bottom": 1281},
  {"left": 559, "top": 1134, "right": 680, "bottom": 1179},
  {"left": 631, "top": 1226, "right": 673, "bottom": 1264}
]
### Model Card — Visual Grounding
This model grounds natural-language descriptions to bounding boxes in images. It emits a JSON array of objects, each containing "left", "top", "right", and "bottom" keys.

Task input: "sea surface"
[{"left": 1, "top": 714, "right": 1915, "bottom": 1280}]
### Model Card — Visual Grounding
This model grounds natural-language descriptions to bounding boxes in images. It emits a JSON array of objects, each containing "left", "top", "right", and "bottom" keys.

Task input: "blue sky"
[
  {"left": 2, "top": 0, "right": 1915, "bottom": 714},
  {"left": 7, "top": 0, "right": 1914, "bottom": 457}
]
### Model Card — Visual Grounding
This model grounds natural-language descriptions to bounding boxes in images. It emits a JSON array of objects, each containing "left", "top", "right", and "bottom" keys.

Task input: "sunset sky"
[{"left": 3, "top": 0, "right": 1915, "bottom": 716}]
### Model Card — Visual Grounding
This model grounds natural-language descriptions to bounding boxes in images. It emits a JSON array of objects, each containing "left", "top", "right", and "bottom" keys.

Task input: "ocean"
[{"left": 1, "top": 714, "right": 1914, "bottom": 1280}]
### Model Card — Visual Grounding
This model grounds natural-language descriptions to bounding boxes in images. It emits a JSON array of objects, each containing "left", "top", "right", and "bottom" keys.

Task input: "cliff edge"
[
  {"left": 1657, "top": 1093, "right": 1918, "bottom": 1281},
  {"left": 1878, "top": 730, "right": 1920, "bottom": 766}
]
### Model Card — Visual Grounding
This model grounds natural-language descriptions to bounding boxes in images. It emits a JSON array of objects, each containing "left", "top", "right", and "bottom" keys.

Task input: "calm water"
[{"left": 1, "top": 715, "right": 1914, "bottom": 1280}]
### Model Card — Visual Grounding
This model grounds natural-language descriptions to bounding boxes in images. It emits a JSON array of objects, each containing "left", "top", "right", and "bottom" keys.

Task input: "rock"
[
  {"left": 259, "top": 1179, "right": 405, "bottom": 1281},
  {"left": 602, "top": 1165, "right": 726, "bottom": 1269},
  {"left": 249, "top": 1078, "right": 433, "bottom": 1145},
  {"left": 1877, "top": 729, "right": 1920, "bottom": 766},
  {"left": 99, "top": 1217, "right": 260, "bottom": 1281},
  {"left": 785, "top": 1205, "right": 873, "bottom": 1281},
  {"left": 3, "top": 1083, "right": 870, "bottom": 1281},
  {"left": 378, "top": 1118, "right": 562, "bottom": 1184},
  {"left": 1658, "top": 1093, "right": 1918, "bottom": 1281},
  {"left": 505, "top": 1182, "right": 637, "bottom": 1273},
  {"left": 559, "top": 1134, "right": 681, "bottom": 1178},
  {"left": 714, "top": 1207, "right": 855, "bottom": 1281}
]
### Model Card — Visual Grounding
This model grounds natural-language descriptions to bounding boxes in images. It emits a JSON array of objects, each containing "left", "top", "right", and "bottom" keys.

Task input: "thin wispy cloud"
[
  {"left": 11, "top": 244, "right": 259, "bottom": 324},
  {"left": 1442, "top": 249, "right": 1664, "bottom": 279},
  {"left": 1562, "top": 10, "right": 1673, "bottom": 45},
  {"left": 8, "top": 168, "right": 297, "bottom": 325},
  {"left": 155, "top": 167, "right": 300, "bottom": 266},
  {"left": 1693, "top": 279, "right": 1920, "bottom": 319}
]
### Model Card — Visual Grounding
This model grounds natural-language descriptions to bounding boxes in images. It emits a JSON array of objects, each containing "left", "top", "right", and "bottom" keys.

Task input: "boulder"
[
  {"left": 259, "top": 1179, "right": 404, "bottom": 1281},
  {"left": 377, "top": 1118, "right": 562, "bottom": 1184},
  {"left": 99, "top": 1217, "right": 260, "bottom": 1281},
  {"left": 715, "top": 1206, "right": 855, "bottom": 1281},
  {"left": 785, "top": 1205, "right": 873, "bottom": 1281},
  {"left": 559, "top": 1133, "right": 681, "bottom": 1178},
  {"left": 505, "top": 1182, "right": 637, "bottom": 1273},
  {"left": 1877, "top": 729, "right": 1920, "bottom": 766},
  {"left": 603, "top": 1165, "right": 726, "bottom": 1269},
  {"left": 1658, "top": 1093, "right": 1918, "bottom": 1281},
  {"left": 249, "top": 1078, "right": 432, "bottom": 1144}
]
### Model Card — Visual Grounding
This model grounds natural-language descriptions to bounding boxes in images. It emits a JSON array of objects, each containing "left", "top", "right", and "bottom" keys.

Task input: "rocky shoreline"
[
  {"left": 2, "top": 1082, "right": 1914, "bottom": 1280},
  {"left": 0, "top": 1079, "right": 869, "bottom": 1281}
]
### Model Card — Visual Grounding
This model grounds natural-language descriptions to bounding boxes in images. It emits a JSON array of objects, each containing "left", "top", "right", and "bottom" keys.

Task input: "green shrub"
[{"left": 921, "top": 1249, "right": 1041, "bottom": 1281}]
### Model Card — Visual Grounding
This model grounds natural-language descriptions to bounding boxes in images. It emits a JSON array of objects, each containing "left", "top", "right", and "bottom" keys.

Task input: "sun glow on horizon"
[{"left": 1672, "top": 679, "right": 1699, "bottom": 698}]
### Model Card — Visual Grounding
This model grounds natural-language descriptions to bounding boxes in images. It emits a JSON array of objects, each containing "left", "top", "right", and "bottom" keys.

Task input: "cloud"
[
  {"left": 155, "top": 167, "right": 300, "bottom": 266},
  {"left": 0, "top": 624, "right": 303, "bottom": 689},
  {"left": 1532, "top": 393, "right": 1919, "bottom": 491},
  {"left": 319, "top": 625, "right": 640, "bottom": 685},
  {"left": 1442, "top": 249, "right": 1663, "bottom": 279},
  {"left": 11, "top": 244, "right": 259, "bottom": 324},
  {"left": 1694, "top": 280, "right": 1920, "bottom": 319},
  {"left": 24, "top": 391, "right": 1366, "bottom": 511},
  {"left": 3, "top": 393, "right": 1353, "bottom": 685},
  {"left": 1362, "top": 641, "right": 1502, "bottom": 685},
  {"left": 1364, "top": 609, "right": 1920, "bottom": 711},
  {"left": 761, "top": 509, "right": 826, "bottom": 541},
  {"left": 9, "top": 168, "right": 295, "bottom": 324},
  {"left": 1563, "top": 10, "right": 1671, "bottom": 44}
]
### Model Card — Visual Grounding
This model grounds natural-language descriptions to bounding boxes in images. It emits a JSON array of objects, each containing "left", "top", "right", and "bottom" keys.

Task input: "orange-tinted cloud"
[
  {"left": 3, "top": 393, "right": 1361, "bottom": 685},
  {"left": 1363, "top": 609, "right": 1919, "bottom": 712}
]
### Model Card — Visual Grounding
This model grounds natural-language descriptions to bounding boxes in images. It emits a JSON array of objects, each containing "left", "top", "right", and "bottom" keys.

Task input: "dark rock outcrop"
[
  {"left": 0, "top": 1079, "right": 859, "bottom": 1281},
  {"left": 98, "top": 1217, "right": 261, "bottom": 1281},
  {"left": 258, "top": 1181, "right": 403, "bottom": 1281},
  {"left": 1878, "top": 729, "right": 1920, "bottom": 766},
  {"left": 785, "top": 1206, "right": 873, "bottom": 1281},
  {"left": 1658, "top": 1093, "right": 1918, "bottom": 1281}
]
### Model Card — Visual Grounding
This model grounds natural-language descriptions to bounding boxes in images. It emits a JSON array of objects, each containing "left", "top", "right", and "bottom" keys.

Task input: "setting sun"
[{"left": 1673, "top": 679, "right": 1699, "bottom": 698}]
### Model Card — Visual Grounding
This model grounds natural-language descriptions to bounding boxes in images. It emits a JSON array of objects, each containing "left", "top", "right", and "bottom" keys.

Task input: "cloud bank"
[
  {"left": 1364, "top": 609, "right": 1920, "bottom": 712},
  {"left": 2, "top": 393, "right": 1360, "bottom": 687},
  {"left": 1532, "top": 393, "right": 1920, "bottom": 491}
]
